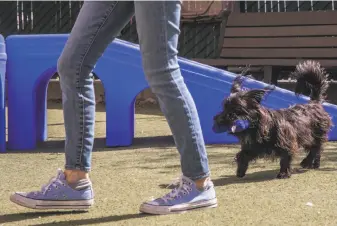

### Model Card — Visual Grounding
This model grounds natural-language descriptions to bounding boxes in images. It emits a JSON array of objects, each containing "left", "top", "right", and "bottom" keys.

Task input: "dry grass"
[{"left": 0, "top": 102, "right": 336, "bottom": 226}]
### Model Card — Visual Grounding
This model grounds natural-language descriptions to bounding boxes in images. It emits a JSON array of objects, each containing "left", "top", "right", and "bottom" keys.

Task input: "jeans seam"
[{"left": 74, "top": 1, "right": 119, "bottom": 169}]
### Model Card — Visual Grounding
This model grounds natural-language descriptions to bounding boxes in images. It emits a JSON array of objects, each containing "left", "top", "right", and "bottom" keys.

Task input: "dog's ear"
[
  {"left": 230, "top": 76, "right": 245, "bottom": 94},
  {"left": 243, "top": 89, "right": 268, "bottom": 104},
  {"left": 230, "top": 65, "right": 251, "bottom": 94}
]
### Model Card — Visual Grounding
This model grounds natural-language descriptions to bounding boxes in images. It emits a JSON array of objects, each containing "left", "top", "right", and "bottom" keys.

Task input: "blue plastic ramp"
[{"left": 5, "top": 34, "right": 337, "bottom": 151}]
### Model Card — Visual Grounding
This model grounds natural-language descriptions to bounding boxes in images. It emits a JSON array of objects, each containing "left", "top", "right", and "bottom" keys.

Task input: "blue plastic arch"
[{"left": 0, "top": 35, "right": 6, "bottom": 152}]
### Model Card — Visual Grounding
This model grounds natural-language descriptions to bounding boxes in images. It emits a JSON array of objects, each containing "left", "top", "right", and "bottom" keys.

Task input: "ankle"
[
  {"left": 64, "top": 169, "right": 89, "bottom": 184},
  {"left": 194, "top": 177, "right": 210, "bottom": 190}
]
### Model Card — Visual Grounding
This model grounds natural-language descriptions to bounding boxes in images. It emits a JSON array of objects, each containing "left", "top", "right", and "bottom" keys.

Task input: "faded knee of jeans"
[
  {"left": 57, "top": 53, "right": 78, "bottom": 82},
  {"left": 57, "top": 51, "right": 81, "bottom": 83},
  {"left": 57, "top": 52, "right": 96, "bottom": 86}
]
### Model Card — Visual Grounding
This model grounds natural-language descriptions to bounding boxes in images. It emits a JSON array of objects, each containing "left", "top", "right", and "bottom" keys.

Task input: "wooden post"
[
  {"left": 263, "top": 66, "right": 272, "bottom": 84},
  {"left": 215, "top": 11, "right": 230, "bottom": 58},
  {"left": 271, "top": 67, "right": 280, "bottom": 86}
]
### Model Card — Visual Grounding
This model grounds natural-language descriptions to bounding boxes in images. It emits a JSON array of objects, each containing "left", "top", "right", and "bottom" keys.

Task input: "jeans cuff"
[
  {"left": 65, "top": 165, "right": 91, "bottom": 172},
  {"left": 184, "top": 172, "right": 211, "bottom": 181}
]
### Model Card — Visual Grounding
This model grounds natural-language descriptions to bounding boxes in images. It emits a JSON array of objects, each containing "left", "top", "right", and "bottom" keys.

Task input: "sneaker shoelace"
[
  {"left": 161, "top": 176, "right": 193, "bottom": 203},
  {"left": 166, "top": 176, "right": 180, "bottom": 189},
  {"left": 33, "top": 169, "right": 65, "bottom": 195}
]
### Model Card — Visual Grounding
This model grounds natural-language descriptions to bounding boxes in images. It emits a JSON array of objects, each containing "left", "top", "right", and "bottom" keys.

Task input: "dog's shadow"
[
  {"left": 213, "top": 168, "right": 309, "bottom": 186},
  {"left": 214, "top": 170, "right": 279, "bottom": 186},
  {"left": 158, "top": 168, "right": 310, "bottom": 189},
  {"left": 212, "top": 167, "right": 335, "bottom": 187}
]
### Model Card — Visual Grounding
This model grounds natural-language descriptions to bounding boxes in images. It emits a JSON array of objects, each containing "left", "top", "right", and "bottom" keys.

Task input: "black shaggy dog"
[{"left": 213, "top": 60, "right": 333, "bottom": 179}]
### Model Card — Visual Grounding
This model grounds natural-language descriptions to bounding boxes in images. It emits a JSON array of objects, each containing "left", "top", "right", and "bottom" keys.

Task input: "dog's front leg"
[
  {"left": 277, "top": 153, "right": 292, "bottom": 179},
  {"left": 235, "top": 150, "right": 256, "bottom": 178}
]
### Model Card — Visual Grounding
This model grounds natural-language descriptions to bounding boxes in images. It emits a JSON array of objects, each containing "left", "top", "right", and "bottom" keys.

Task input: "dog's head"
[{"left": 213, "top": 75, "right": 274, "bottom": 135}]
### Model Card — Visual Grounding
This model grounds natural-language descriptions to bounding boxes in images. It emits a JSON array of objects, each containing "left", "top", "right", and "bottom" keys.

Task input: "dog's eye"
[
  {"left": 233, "top": 108, "right": 246, "bottom": 115},
  {"left": 228, "top": 113, "right": 236, "bottom": 120}
]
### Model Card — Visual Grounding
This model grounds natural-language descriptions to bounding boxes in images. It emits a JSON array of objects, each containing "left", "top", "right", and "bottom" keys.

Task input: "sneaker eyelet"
[
  {"left": 48, "top": 188, "right": 51, "bottom": 191},
  {"left": 189, "top": 182, "right": 192, "bottom": 185}
]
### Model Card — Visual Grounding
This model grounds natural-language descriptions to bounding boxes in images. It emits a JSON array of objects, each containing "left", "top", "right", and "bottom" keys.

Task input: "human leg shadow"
[
  {"left": 29, "top": 213, "right": 150, "bottom": 226},
  {"left": 0, "top": 211, "right": 86, "bottom": 225},
  {"left": 6, "top": 135, "right": 175, "bottom": 154},
  {"left": 41, "top": 136, "right": 174, "bottom": 151}
]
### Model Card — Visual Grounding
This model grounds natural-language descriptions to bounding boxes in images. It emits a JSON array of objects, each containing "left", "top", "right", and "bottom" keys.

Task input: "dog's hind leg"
[
  {"left": 277, "top": 152, "right": 293, "bottom": 179},
  {"left": 301, "top": 144, "right": 323, "bottom": 169},
  {"left": 300, "top": 149, "right": 314, "bottom": 169}
]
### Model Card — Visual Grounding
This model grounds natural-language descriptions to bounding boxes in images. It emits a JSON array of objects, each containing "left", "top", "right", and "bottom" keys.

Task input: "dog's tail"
[{"left": 292, "top": 60, "right": 330, "bottom": 102}]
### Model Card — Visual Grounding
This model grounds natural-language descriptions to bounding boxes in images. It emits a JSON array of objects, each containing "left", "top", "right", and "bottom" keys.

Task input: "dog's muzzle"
[
  {"left": 212, "top": 119, "right": 251, "bottom": 134},
  {"left": 212, "top": 120, "right": 229, "bottom": 134}
]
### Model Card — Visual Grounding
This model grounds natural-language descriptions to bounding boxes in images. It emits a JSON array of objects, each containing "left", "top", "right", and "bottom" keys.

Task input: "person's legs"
[
  {"left": 10, "top": 1, "right": 135, "bottom": 210},
  {"left": 135, "top": 1, "right": 217, "bottom": 214}
]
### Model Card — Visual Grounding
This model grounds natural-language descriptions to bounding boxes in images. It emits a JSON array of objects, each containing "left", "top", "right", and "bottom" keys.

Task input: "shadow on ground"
[
  {"left": 157, "top": 168, "right": 314, "bottom": 189},
  {"left": 0, "top": 211, "right": 85, "bottom": 225},
  {"left": 6, "top": 136, "right": 237, "bottom": 154},
  {"left": 48, "top": 101, "right": 163, "bottom": 116},
  {"left": 211, "top": 167, "right": 315, "bottom": 186},
  {"left": 0, "top": 211, "right": 150, "bottom": 226},
  {"left": 158, "top": 164, "right": 337, "bottom": 189},
  {"left": 5, "top": 136, "right": 176, "bottom": 154}
]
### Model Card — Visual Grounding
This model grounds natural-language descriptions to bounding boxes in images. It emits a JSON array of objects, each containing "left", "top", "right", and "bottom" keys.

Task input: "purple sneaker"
[
  {"left": 139, "top": 176, "right": 217, "bottom": 215},
  {"left": 10, "top": 169, "right": 94, "bottom": 210}
]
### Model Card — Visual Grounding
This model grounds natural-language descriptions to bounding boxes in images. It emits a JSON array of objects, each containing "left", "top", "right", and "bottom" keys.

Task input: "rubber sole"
[
  {"left": 139, "top": 198, "right": 218, "bottom": 215},
  {"left": 10, "top": 193, "right": 93, "bottom": 210}
]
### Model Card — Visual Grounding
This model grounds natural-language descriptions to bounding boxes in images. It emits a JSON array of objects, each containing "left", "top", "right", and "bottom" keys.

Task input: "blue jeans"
[{"left": 57, "top": 1, "right": 210, "bottom": 180}]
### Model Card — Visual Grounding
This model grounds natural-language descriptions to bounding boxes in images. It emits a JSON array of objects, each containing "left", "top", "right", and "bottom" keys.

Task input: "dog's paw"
[
  {"left": 312, "top": 162, "right": 320, "bottom": 169},
  {"left": 236, "top": 173, "right": 246, "bottom": 178},
  {"left": 276, "top": 172, "right": 291, "bottom": 179},
  {"left": 300, "top": 159, "right": 313, "bottom": 169}
]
